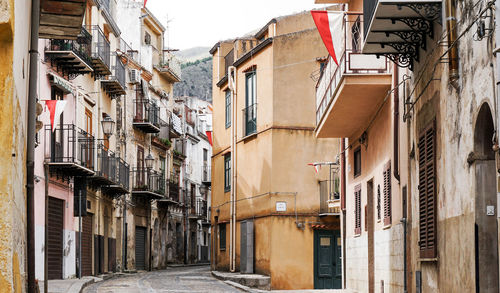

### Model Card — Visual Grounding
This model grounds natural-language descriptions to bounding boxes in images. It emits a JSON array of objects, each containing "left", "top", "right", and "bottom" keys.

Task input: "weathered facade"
[{"left": 210, "top": 12, "right": 340, "bottom": 290}]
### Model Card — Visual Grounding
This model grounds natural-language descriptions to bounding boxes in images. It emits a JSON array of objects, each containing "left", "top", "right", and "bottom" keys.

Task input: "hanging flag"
[
  {"left": 311, "top": 10, "right": 344, "bottom": 65},
  {"left": 44, "top": 100, "right": 67, "bottom": 132},
  {"left": 144, "top": 0, "right": 148, "bottom": 8},
  {"left": 308, "top": 163, "right": 321, "bottom": 174},
  {"left": 206, "top": 131, "right": 213, "bottom": 146}
]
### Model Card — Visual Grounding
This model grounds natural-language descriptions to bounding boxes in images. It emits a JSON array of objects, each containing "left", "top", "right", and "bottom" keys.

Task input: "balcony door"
[
  {"left": 137, "top": 146, "right": 145, "bottom": 186},
  {"left": 83, "top": 108, "right": 93, "bottom": 168},
  {"left": 314, "top": 230, "right": 341, "bottom": 289},
  {"left": 245, "top": 71, "right": 257, "bottom": 135},
  {"left": 51, "top": 88, "right": 64, "bottom": 162}
]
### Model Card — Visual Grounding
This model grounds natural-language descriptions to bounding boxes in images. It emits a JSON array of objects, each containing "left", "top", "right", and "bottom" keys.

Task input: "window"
[
  {"left": 225, "top": 90, "right": 231, "bottom": 128},
  {"left": 354, "top": 147, "right": 361, "bottom": 177},
  {"left": 219, "top": 223, "right": 226, "bottom": 250},
  {"left": 244, "top": 71, "right": 257, "bottom": 136},
  {"left": 383, "top": 161, "right": 392, "bottom": 225},
  {"left": 377, "top": 185, "right": 381, "bottom": 221},
  {"left": 224, "top": 154, "right": 231, "bottom": 192},
  {"left": 354, "top": 184, "right": 361, "bottom": 235},
  {"left": 144, "top": 31, "right": 151, "bottom": 45},
  {"left": 418, "top": 122, "right": 437, "bottom": 258}
]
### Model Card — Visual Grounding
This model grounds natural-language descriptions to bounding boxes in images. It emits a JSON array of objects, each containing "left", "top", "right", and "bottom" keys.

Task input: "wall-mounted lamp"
[{"left": 101, "top": 114, "right": 115, "bottom": 137}]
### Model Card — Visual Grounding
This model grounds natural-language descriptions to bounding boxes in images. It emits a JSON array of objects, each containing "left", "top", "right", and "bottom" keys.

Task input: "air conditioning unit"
[{"left": 129, "top": 69, "right": 140, "bottom": 84}]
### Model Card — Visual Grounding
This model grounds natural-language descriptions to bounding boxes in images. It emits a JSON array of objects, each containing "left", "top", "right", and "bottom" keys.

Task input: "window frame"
[
  {"left": 219, "top": 223, "right": 226, "bottom": 251},
  {"left": 383, "top": 161, "right": 392, "bottom": 226},
  {"left": 353, "top": 147, "right": 361, "bottom": 178},
  {"left": 244, "top": 71, "right": 257, "bottom": 136},
  {"left": 224, "top": 154, "right": 231, "bottom": 192},
  {"left": 225, "top": 90, "right": 231, "bottom": 128},
  {"left": 354, "top": 184, "right": 361, "bottom": 235}
]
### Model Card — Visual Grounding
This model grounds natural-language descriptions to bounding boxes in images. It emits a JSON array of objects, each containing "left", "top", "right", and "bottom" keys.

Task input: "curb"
[{"left": 224, "top": 280, "right": 259, "bottom": 293}]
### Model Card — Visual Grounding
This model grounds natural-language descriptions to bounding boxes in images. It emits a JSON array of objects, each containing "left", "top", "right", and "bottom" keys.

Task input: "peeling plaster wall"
[{"left": 405, "top": 0, "right": 498, "bottom": 291}]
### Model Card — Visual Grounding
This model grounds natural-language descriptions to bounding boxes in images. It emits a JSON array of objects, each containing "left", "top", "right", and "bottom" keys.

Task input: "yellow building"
[{"left": 210, "top": 11, "right": 341, "bottom": 290}]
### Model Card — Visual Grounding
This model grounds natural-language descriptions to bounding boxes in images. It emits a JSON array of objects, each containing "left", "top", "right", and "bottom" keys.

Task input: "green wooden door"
[{"left": 314, "top": 230, "right": 342, "bottom": 289}]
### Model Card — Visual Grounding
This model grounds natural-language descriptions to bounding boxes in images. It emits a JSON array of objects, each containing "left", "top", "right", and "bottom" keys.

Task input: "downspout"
[
  {"left": 27, "top": 1, "right": 40, "bottom": 292},
  {"left": 228, "top": 65, "right": 237, "bottom": 272},
  {"left": 446, "top": 0, "right": 459, "bottom": 81},
  {"left": 393, "top": 64, "right": 400, "bottom": 182}
]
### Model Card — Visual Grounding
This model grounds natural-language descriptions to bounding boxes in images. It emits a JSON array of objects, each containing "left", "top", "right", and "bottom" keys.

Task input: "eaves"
[{"left": 233, "top": 38, "right": 273, "bottom": 68}]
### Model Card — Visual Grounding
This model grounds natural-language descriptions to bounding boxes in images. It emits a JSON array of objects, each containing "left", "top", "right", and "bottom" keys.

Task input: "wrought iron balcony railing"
[
  {"left": 319, "top": 179, "right": 341, "bottom": 216},
  {"left": 117, "top": 157, "right": 130, "bottom": 190},
  {"left": 156, "top": 51, "right": 182, "bottom": 81},
  {"left": 44, "top": 124, "right": 95, "bottom": 175},
  {"left": 96, "top": 143, "right": 117, "bottom": 183},
  {"left": 133, "top": 99, "right": 161, "bottom": 133},
  {"left": 102, "top": 54, "right": 126, "bottom": 96},
  {"left": 202, "top": 164, "right": 211, "bottom": 183},
  {"left": 168, "top": 172, "right": 180, "bottom": 202},
  {"left": 315, "top": 12, "right": 390, "bottom": 125},
  {"left": 118, "top": 37, "right": 139, "bottom": 64},
  {"left": 243, "top": 103, "right": 257, "bottom": 136},
  {"left": 132, "top": 168, "right": 166, "bottom": 197},
  {"left": 88, "top": 25, "right": 111, "bottom": 75}
]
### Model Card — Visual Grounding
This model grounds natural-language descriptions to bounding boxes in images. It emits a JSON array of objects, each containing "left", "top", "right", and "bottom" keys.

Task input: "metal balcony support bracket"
[{"left": 391, "top": 2, "right": 443, "bottom": 24}]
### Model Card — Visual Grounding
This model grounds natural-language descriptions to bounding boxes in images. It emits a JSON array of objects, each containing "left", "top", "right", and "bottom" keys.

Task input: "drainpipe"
[
  {"left": 445, "top": 0, "right": 459, "bottom": 81},
  {"left": 228, "top": 65, "right": 237, "bottom": 272},
  {"left": 27, "top": 1, "right": 40, "bottom": 292},
  {"left": 340, "top": 138, "right": 346, "bottom": 289},
  {"left": 393, "top": 64, "right": 400, "bottom": 182}
]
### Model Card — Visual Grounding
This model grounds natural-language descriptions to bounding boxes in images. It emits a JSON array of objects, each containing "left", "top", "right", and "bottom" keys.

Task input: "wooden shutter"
[
  {"left": 418, "top": 122, "right": 437, "bottom": 258},
  {"left": 355, "top": 184, "right": 361, "bottom": 235},
  {"left": 383, "top": 161, "right": 392, "bottom": 225}
]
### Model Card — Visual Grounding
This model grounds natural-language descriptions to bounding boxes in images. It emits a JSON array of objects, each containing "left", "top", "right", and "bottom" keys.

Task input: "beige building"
[{"left": 210, "top": 12, "right": 340, "bottom": 290}]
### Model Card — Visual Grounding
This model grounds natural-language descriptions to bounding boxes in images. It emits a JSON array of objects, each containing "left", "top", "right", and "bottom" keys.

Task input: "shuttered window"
[
  {"left": 383, "top": 161, "right": 392, "bottom": 225},
  {"left": 224, "top": 154, "right": 231, "bottom": 192},
  {"left": 418, "top": 122, "right": 437, "bottom": 258},
  {"left": 225, "top": 90, "right": 231, "bottom": 128},
  {"left": 354, "top": 184, "right": 361, "bottom": 235},
  {"left": 219, "top": 223, "right": 226, "bottom": 250}
]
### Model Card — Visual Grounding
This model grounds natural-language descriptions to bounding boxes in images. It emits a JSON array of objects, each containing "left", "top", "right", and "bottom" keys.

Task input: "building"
[
  {"left": 315, "top": 0, "right": 500, "bottom": 292},
  {"left": 210, "top": 11, "right": 340, "bottom": 290},
  {"left": 0, "top": 0, "right": 37, "bottom": 290}
]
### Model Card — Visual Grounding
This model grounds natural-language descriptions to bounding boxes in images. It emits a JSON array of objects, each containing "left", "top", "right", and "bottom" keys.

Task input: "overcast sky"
[{"left": 146, "top": 0, "right": 330, "bottom": 50}]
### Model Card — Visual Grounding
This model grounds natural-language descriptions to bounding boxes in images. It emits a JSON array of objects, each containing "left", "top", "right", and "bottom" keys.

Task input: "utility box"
[{"left": 240, "top": 220, "right": 254, "bottom": 273}]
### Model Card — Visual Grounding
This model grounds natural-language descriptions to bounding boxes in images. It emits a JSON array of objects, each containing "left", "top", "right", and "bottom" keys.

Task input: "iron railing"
[
  {"left": 132, "top": 168, "right": 166, "bottom": 196},
  {"left": 319, "top": 179, "right": 340, "bottom": 215},
  {"left": 315, "top": 12, "right": 390, "bottom": 125},
  {"left": 157, "top": 51, "right": 182, "bottom": 80},
  {"left": 173, "top": 139, "right": 186, "bottom": 157},
  {"left": 202, "top": 164, "right": 211, "bottom": 183},
  {"left": 44, "top": 124, "right": 95, "bottom": 170},
  {"left": 243, "top": 103, "right": 257, "bottom": 136},
  {"left": 168, "top": 172, "right": 180, "bottom": 202},
  {"left": 88, "top": 25, "right": 110, "bottom": 69},
  {"left": 118, "top": 37, "right": 139, "bottom": 63},
  {"left": 133, "top": 99, "right": 160, "bottom": 127},
  {"left": 117, "top": 158, "right": 130, "bottom": 190},
  {"left": 96, "top": 143, "right": 117, "bottom": 182},
  {"left": 47, "top": 26, "right": 93, "bottom": 67},
  {"left": 106, "top": 53, "right": 126, "bottom": 89},
  {"left": 189, "top": 198, "right": 205, "bottom": 217}
]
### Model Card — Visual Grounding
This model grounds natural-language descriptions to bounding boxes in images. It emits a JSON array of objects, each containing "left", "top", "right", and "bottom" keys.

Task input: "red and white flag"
[
  {"left": 44, "top": 100, "right": 67, "bottom": 132},
  {"left": 144, "top": 0, "right": 148, "bottom": 8},
  {"left": 311, "top": 11, "right": 344, "bottom": 65},
  {"left": 308, "top": 163, "right": 321, "bottom": 174},
  {"left": 206, "top": 131, "right": 213, "bottom": 146}
]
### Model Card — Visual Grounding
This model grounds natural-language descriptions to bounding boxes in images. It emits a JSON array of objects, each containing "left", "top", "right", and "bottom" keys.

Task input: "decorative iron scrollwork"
[
  {"left": 400, "top": 3, "right": 442, "bottom": 25},
  {"left": 384, "top": 53, "right": 413, "bottom": 70}
]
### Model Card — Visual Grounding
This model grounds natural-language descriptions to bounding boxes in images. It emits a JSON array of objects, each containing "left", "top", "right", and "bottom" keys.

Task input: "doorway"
[
  {"left": 474, "top": 103, "right": 499, "bottom": 292},
  {"left": 135, "top": 226, "right": 147, "bottom": 270},
  {"left": 47, "top": 197, "right": 64, "bottom": 280},
  {"left": 314, "top": 230, "right": 341, "bottom": 289}
]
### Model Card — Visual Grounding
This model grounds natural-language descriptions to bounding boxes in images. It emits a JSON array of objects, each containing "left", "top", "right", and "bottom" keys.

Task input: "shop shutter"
[
  {"left": 47, "top": 197, "right": 64, "bottom": 280},
  {"left": 383, "top": 161, "right": 392, "bottom": 225},
  {"left": 354, "top": 184, "right": 361, "bottom": 235},
  {"left": 135, "top": 226, "right": 147, "bottom": 270},
  {"left": 418, "top": 122, "right": 437, "bottom": 258},
  {"left": 81, "top": 214, "right": 93, "bottom": 276}
]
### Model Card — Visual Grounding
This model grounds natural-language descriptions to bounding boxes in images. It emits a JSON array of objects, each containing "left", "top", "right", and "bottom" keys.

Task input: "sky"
[{"left": 145, "top": 0, "right": 330, "bottom": 50}]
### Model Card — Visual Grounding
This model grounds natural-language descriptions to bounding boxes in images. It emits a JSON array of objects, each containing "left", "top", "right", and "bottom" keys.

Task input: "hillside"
[
  {"left": 174, "top": 46, "right": 211, "bottom": 63},
  {"left": 173, "top": 56, "right": 212, "bottom": 102}
]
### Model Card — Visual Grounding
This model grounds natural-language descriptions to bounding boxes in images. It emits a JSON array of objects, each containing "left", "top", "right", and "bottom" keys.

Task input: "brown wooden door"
[
  {"left": 81, "top": 214, "right": 93, "bottom": 276},
  {"left": 47, "top": 197, "right": 64, "bottom": 280},
  {"left": 137, "top": 146, "right": 145, "bottom": 185}
]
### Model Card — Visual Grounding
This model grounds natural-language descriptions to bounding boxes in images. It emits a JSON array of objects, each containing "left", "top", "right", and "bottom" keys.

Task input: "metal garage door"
[
  {"left": 135, "top": 226, "right": 146, "bottom": 270},
  {"left": 81, "top": 214, "right": 93, "bottom": 276},
  {"left": 47, "top": 197, "right": 64, "bottom": 280}
]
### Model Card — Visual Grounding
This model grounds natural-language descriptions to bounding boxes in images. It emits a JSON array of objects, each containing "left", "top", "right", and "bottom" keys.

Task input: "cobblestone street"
[{"left": 83, "top": 266, "right": 242, "bottom": 293}]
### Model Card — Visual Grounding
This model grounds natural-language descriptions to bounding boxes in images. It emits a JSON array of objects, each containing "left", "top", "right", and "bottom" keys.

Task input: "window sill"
[
  {"left": 354, "top": 233, "right": 361, "bottom": 238},
  {"left": 242, "top": 132, "right": 258, "bottom": 142},
  {"left": 219, "top": 248, "right": 226, "bottom": 251},
  {"left": 383, "top": 223, "right": 392, "bottom": 230},
  {"left": 418, "top": 257, "right": 438, "bottom": 262}
]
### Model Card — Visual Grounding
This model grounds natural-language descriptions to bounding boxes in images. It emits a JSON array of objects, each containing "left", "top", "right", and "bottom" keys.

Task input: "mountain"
[
  {"left": 174, "top": 46, "right": 211, "bottom": 63},
  {"left": 173, "top": 55, "right": 212, "bottom": 102}
]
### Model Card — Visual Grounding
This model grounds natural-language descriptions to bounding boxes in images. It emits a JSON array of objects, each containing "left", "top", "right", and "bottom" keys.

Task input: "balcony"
[
  {"left": 91, "top": 143, "right": 129, "bottom": 195},
  {"left": 131, "top": 168, "right": 166, "bottom": 199},
  {"left": 133, "top": 99, "right": 161, "bottom": 133},
  {"left": 45, "top": 27, "right": 93, "bottom": 79},
  {"left": 169, "top": 112, "right": 183, "bottom": 139},
  {"left": 155, "top": 52, "right": 182, "bottom": 82},
  {"left": 118, "top": 38, "right": 140, "bottom": 64},
  {"left": 44, "top": 124, "right": 95, "bottom": 177},
  {"left": 202, "top": 165, "right": 211, "bottom": 186},
  {"left": 173, "top": 139, "right": 186, "bottom": 159},
  {"left": 39, "top": 0, "right": 86, "bottom": 39},
  {"left": 315, "top": 12, "right": 392, "bottom": 139},
  {"left": 362, "top": 0, "right": 442, "bottom": 70},
  {"left": 88, "top": 25, "right": 111, "bottom": 77},
  {"left": 319, "top": 180, "right": 341, "bottom": 217},
  {"left": 101, "top": 54, "right": 127, "bottom": 96},
  {"left": 152, "top": 126, "right": 171, "bottom": 151},
  {"left": 188, "top": 198, "right": 206, "bottom": 219},
  {"left": 243, "top": 104, "right": 257, "bottom": 137}
]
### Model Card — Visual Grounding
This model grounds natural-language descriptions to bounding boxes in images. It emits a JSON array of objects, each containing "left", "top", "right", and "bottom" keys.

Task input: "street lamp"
[
  {"left": 145, "top": 153, "right": 154, "bottom": 169},
  {"left": 101, "top": 115, "right": 115, "bottom": 137}
]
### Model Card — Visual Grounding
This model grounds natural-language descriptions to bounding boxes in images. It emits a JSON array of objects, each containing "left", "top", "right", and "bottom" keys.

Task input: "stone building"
[{"left": 210, "top": 11, "right": 339, "bottom": 290}]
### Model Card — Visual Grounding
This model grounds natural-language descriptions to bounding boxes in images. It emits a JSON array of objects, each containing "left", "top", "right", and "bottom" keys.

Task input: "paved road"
[{"left": 83, "top": 265, "right": 243, "bottom": 293}]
